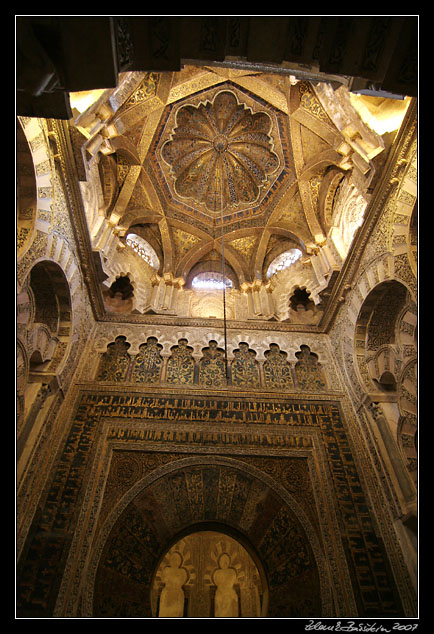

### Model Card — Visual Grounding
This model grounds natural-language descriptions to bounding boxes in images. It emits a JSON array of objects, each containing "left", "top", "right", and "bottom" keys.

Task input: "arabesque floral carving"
[{"left": 161, "top": 90, "right": 280, "bottom": 213}]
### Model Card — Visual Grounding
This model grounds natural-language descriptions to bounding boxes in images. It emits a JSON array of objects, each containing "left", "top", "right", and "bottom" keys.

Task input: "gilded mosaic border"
[{"left": 17, "top": 387, "right": 407, "bottom": 618}]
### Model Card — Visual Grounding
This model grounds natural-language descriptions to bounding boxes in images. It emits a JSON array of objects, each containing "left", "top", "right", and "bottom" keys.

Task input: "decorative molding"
[
  {"left": 47, "top": 119, "right": 106, "bottom": 319},
  {"left": 319, "top": 99, "right": 417, "bottom": 332}
]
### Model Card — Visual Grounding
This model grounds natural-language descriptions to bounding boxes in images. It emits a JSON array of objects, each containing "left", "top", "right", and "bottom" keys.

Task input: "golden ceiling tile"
[
  {"left": 273, "top": 188, "right": 313, "bottom": 243},
  {"left": 232, "top": 75, "right": 289, "bottom": 114},
  {"left": 112, "top": 75, "right": 165, "bottom": 132},
  {"left": 128, "top": 181, "right": 151, "bottom": 210},
  {"left": 228, "top": 235, "right": 258, "bottom": 261},
  {"left": 172, "top": 228, "right": 202, "bottom": 262},
  {"left": 300, "top": 126, "right": 331, "bottom": 165},
  {"left": 108, "top": 165, "right": 142, "bottom": 226},
  {"left": 298, "top": 82, "right": 331, "bottom": 124},
  {"left": 124, "top": 119, "right": 147, "bottom": 147},
  {"left": 167, "top": 68, "right": 225, "bottom": 104},
  {"left": 123, "top": 72, "right": 160, "bottom": 109},
  {"left": 137, "top": 107, "right": 166, "bottom": 163},
  {"left": 297, "top": 179, "right": 325, "bottom": 243},
  {"left": 116, "top": 156, "right": 130, "bottom": 187},
  {"left": 308, "top": 170, "right": 326, "bottom": 211}
]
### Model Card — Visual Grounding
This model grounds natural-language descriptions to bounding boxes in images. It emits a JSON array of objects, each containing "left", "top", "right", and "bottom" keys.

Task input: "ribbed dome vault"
[{"left": 161, "top": 91, "right": 280, "bottom": 214}]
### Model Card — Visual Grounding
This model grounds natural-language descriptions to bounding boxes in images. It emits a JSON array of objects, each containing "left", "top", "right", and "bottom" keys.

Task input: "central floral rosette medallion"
[{"left": 160, "top": 90, "right": 280, "bottom": 214}]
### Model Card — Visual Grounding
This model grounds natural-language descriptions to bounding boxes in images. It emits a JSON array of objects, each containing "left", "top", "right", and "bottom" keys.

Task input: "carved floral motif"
[
  {"left": 231, "top": 342, "right": 260, "bottom": 388},
  {"left": 166, "top": 338, "right": 195, "bottom": 384},
  {"left": 161, "top": 91, "right": 280, "bottom": 213},
  {"left": 263, "top": 343, "right": 294, "bottom": 389},
  {"left": 198, "top": 340, "right": 227, "bottom": 387},
  {"left": 131, "top": 337, "right": 163, "bottom": 383}
]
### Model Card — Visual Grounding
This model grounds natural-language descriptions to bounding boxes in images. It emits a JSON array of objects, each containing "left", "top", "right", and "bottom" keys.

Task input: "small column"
[
  {"left": 17, "top": 376, "right": 62, "bottom": 480},
  {"left": 258, "top": 359, "right": 266, "bottom": 389},
  {"left": 241, "top": 279, "right": 275, "bottom": 319},
  {"left": 160, "top": 355, "right": 170, "bottom": 383},
  {"left": 365, "top": 398, "right": 416, "bottom": 508},
  {"left": 149, "top": 272, "right": 185, "bottom": 314}
]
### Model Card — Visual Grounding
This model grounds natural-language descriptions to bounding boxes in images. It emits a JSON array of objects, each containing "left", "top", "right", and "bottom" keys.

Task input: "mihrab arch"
[{"left": 89, "top": 456, "right": 330, "bottom": 618}]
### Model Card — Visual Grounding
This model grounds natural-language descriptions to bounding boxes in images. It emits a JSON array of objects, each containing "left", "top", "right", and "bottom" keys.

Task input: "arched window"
[
  {"left": 191, "top": 271, "right": 233, "bottom": 290},
  {"left": 125, "top": 233, "right": 159, "bottom": 269},
  {"left": 266, "top": 248, "right": 302, "bottom": 278}
]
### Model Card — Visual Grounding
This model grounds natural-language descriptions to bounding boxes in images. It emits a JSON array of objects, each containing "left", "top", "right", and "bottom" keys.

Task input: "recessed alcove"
[{"left": 150, "top": 530, "right": 267, "bottom": 618}]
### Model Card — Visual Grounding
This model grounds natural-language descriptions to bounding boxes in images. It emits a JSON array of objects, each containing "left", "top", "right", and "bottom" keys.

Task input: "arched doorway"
[
  {"left": 17, "top": 259, "right": 73, "bottom": 466},
  {"left": 353, "top": 279, "right": 417, "bottom": 479}
]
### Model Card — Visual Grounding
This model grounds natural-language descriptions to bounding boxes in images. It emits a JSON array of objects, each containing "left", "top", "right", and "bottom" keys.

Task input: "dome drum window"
[
  {"left": 266, "top": 248, "right": 302, "bottom": 278},
  {"left": 125, "top": 233, "right": 159, "bottom": 269},
  {"left": 191, "top": 272, "right": 233, "bottom": 290}
]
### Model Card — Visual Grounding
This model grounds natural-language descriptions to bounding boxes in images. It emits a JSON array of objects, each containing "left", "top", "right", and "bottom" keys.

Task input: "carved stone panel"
[
  {"left": 96, "top": 336, "right": 131, "bottom": 382},
  {"left": 198, "top": 340, "right": 227, "bottom": 387},
  {"left": 131, "top": 337, "right": 163, "bottom": 384},
  {"left": 231, "top": 342, "right": 260, "bottom": 388},
  {"left": 263, "top": 343, "right": 294, "bottom": 390},
  {"left": 166, "top": 338, "right": 195, "bottom": 385},
  {"left": 295, "top": 345, "right": 326, "bottom": 391}
]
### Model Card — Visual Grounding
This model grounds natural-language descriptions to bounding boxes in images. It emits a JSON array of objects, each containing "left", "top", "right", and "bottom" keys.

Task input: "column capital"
[{"left": 151, "top": 271, "right": 185, "bottom": 289}]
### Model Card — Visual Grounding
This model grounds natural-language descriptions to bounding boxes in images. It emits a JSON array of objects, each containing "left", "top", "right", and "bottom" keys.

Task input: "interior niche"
[
  {"left": 151, "top": 531, "right": 266, "bottom": 618},
  {"left": 289, "top": 287, "right": 315, "bottom": 312},
  {"left": 103, "top": 274, "right": 135, "bottom": 313}
]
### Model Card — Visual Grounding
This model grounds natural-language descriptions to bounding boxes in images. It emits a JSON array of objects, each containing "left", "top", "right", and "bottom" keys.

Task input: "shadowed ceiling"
[{"left": 18, "top": 16, "right": 415, "bottom": 315}]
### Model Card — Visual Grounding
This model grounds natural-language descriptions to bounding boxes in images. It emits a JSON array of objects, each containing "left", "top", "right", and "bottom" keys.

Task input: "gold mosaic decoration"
[
  {"left": 161, "top": 90, "right": 280, "bottom": 214},
  {"left": 228, "top": 235, "right": 258, "bottom": 260},
  {"left": 131, "top": 337, "right": 163, "bottom": 384},
  {"left": 124, "top": 72, "right": 159, "bottom": 108},
  {"left": 172, "top": 228, "right": 202, "bottom": 262},
  {"left": 230, "top": 342, "right": 260, "bottom": 388},
  {"left": 97, "top": 336, "right": 131, "bottom": 382},
  {"left": 295, "top": 345, "right": 326, "bottom": 391},
  {"left": 263, "top": 343, "right": 294, "bottom": 389},
  {"left": 298, "top": 82, "right": 330, "bottom": 123},
  {"left": 308, "top": 170, "right": 326, "bottom": 210},
  {"left": 198, "top": 340, "right": 227, "bottom": 387},
  {"left": 166, "top": 339, "right": 195, "bottom": 385}
]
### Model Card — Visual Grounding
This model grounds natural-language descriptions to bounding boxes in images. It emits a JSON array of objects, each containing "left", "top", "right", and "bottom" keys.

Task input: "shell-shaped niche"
[{"left": 161, "top": 91, "right": 280, "bottom": 213}]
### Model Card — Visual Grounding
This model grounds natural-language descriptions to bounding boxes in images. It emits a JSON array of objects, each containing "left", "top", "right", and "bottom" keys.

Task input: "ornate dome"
[{"left": 161, "top": 90, "right": 280, "bottom": 214}]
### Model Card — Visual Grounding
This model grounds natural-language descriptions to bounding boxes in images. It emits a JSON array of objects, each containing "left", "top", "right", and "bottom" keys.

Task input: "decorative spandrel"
[
  {"left": 295, "top": 345, "right": 326, "bottom": 391},
  {"left": 263, "top": 343, "right": 294, "bottom": 390},
  {"left": 198, "top": 340, "right": 227, "bottom": 387},
  {"left": 96, "top": 336, "right": 131, "bottom": 382},
  {"left": 161, "top": 90, "right": 280, "bottom": 214},
  {"left": 131, "top": 337, "right": 163, "bottom": 384},
  {"left": 166, "top": 339, "right": 195, "bottom": 385},
  {"left": 231, "top": 342, "right": 260, "bottom": 388}
]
